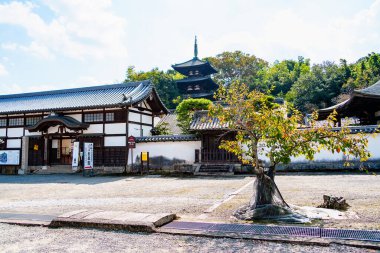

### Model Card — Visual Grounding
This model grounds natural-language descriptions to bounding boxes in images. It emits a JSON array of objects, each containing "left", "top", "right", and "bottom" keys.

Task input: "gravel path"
[{"left": 0, "top": 223, "right": 369, "bottom": 253}]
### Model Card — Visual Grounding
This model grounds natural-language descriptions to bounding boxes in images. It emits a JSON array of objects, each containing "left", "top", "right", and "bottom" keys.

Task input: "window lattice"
[
  {"left": 9, "top": 118, "right": 24, "bottom": 126},
  {"left": 26, "top": 117, "right": 42, "bottom": 126},
  {"left": 84, "top": 113, "right": 103, "bottom": 122},
  {"left": 0, "top": 119, "right": 6, "bottom": 127}
]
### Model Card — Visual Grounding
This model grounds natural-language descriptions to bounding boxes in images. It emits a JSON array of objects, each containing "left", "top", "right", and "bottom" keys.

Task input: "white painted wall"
[
  {"left": 7, "top": 128, "right": 24, "bottom": 137},
  {"left": 142, "top": 125, "right": 152, "bottom": 136},
  {"left": 7, "top": 139, "right": 21, "bottom": 148},
  {"left": 0, "top": 129, "right": 6, "bottom": 136},
  {"left": 129, "top": 111, "right": 140, "bottom": 122},
  {"left": 104, "top": 136, "right": 126, "bottom": 147},
  {"left": 142, "top": 114, "right": 152, "bottom": 125},
  {"left": 129, "top": 123, "right": 141, "bottom": 137},
  {"left": 128, "top": 141, "right": 201, "bottom": 165},
  {"left": 256, "top": 134, "right": 380, "bottom": 164},
  {"left": 83, "top": 124, "right": 103, "bottom": 134},
  {"left": 24, "top": 130, "right": 41, "bottom": 136},
  {"left": 105, "top": 123, "right": 126, "bottom": 134},
  {"left": 47, "top": 126, "right": 59, "bottom": 134},
  {"left": 70, "top": 114, "right": 82, "bottom": 122}
]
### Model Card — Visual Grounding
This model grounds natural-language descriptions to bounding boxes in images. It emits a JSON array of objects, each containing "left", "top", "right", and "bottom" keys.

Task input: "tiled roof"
[
  {"left": 318, "top": 79, "right": 380, "bottom": 117},
  {"left": 156, "top": 110, "right": 183, "bottom": 135},
  {"left": 0, "top": 80, "right": 167, "bottom": 115},
  {"left": 135, "top": 134, "right": 200, "bottom": 143},
  {"left": 189, "top": 110, "right": 229, "bottom": 131}
]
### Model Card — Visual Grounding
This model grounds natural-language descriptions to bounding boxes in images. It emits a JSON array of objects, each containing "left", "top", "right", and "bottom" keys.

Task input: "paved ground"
[
  {"left": 0, "top": 173, "right": 379, "bottom": 230},
  {"left": 0, "top": 223, "right": 369, "bottom": 253}
]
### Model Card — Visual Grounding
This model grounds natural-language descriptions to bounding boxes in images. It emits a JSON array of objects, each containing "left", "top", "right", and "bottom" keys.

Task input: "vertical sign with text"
[
  {"left": 72, "top": 141, "right": 80, "bottom": 168},
  {"left": 84, "top": 142, "right": 94, "bottom": 170}
]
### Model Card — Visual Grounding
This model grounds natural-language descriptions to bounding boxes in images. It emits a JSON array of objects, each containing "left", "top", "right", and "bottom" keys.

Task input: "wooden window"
[
  {"left": 114, "top": 111, "right": 126, "bottom": 122},
  {"left": 26, "top": 117, "right": 42, "bottom": 126},
  {"left": 105, "top": 112, "right": 114, "bottom": 122},
  {"left": 9, "top": 118, "right": 24, "bottom": 126},
  {"left": 0, "top": 119, "right": 6, "bottom": 127},
  {"left": 84, "top": 113, "right": 103, "bottom": 123}
]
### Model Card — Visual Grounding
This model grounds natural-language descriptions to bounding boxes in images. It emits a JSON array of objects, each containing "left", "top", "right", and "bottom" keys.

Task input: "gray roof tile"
[{"left": 0, "top": 80, "right": 166, "bottom": 114}]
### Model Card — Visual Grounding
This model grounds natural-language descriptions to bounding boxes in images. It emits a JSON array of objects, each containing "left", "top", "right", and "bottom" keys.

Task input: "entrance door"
[
  {"left": 49, "top": 138, "right": 74, "bottom": 165},
  {"left": 201, "top": 132, "right": 239, "bottom": 163}
]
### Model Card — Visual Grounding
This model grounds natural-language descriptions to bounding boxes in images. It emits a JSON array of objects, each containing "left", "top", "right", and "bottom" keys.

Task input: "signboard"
[
  {"left": 141, "top": 152, "right": 148, "bottom": 162},
  {"left": 33, "top": 144, "right": 39, "bottom": 151},
  {"left": 72, "top": 142, "right": 80, "bottom": 167},
  {"left": 128, "top": 136, "right": 136, "bottom": 148},
  {"left": 83, "top": 142, "right": 94, "bottom": 170},
  {"left": 0, "top": 150, "right": 20, "bottom": 165}
]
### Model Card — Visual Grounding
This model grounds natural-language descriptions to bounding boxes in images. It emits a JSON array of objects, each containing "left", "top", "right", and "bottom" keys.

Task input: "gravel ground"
[
  {"left": 0, "top": 173, "right": 379, "bottom": 229},
  {"left": 210, "top": 173, "right": 380, "bottom": 230},
  {"left": 0, "top": 223, "right": 370, "bottom": 253},
  {"left": 0, "top": 174, "right": 252, "bottom": 218}
]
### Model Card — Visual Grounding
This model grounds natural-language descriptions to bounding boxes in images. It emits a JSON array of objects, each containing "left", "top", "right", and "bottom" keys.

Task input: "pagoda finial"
[{"left": 194, "top": 36, "right": 198, "bottom": 58}]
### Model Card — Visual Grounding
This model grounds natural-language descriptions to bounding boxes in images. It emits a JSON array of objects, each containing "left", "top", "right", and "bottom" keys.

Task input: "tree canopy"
[{"left": 126, "top": 51, "right": 380, "bottom": 113}]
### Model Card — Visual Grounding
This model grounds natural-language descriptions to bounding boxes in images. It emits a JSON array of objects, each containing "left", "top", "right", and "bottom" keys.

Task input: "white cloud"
[
  {"left": 0, "top": 64, "right": 8, "bottom": 76},
  {"left": 0, "top": 1, "right": 128, "bottom": 60},
  {"left": 203, "top": 0, "right": 380, "bottom": 64}
]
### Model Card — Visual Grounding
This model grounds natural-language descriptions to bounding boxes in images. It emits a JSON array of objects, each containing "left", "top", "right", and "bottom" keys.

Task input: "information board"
[{"left": 0, "top": 150, "right": 20, "bottom": 165}]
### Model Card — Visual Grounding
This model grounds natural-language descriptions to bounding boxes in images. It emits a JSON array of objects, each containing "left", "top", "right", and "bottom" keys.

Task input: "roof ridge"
[{"left": 0, "top": 80, "right": 150, "bottom": 99}]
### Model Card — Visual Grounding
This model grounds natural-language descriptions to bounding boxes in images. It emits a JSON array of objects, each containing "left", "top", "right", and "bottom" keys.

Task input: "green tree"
[
  {"left": 206, "top": 51, "right": 268, "bottom": 90},
  {"left": 210, "top": 81, "right": 370, "bottom": 221},
  {"left": 125, "top": 67, "right": 182, "bottom": 109},
  {"left": 263, "top": 57, "right": 310, "bottom": 97},
  {"left": 176, "top": 98, "right": 213, "bottom": 134}
]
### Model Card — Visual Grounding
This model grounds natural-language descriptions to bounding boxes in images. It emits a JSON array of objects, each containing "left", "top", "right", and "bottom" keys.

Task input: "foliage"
[
  {"left": 205, "top": 51, "right": 268, "bottom": 90},
  {"left": 210, "top": 81, "right": 371, "bottom": 178},
  {"left": 151, "top": 122, "right": 171, "bottom": 136},
  {"left": 176, "top": 98, "right": 213, "bottom": 134},
  {"left": 125, "top": 66, "right": 183, "bottom": 109}
]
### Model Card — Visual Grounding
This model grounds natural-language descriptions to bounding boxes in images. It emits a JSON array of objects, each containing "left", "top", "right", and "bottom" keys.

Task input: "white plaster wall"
[
  {"left": 83, "top": 124, "right": 103, "bottom": 134},
  {"left": 7, "top": 139, "right": 21, "bottom": 148},
  {"left": 0, "top": 129, "right": 6, "bottom": 136},
  {"left": 142, "top": 114, "right": 152, "bottom": 125},
  {"left": 104, "top": 136, "right": 126, "bottom": 147},
  {"left": 7, "top": 128, "right": 24, "bottom": 137},
  {"left": 105, "top": 123, "right": 126, "bottom": 134},
  {"left": 128, "top": 141, "right": 201, "bottom": 165},
  {"left": 24, "top": 130, "right": 41, "bottom": 136},
  {"left": 142, "top": 125, "right": 152, "bottom": 136},
  {"left": 129, "top": 123, "right": 141, "bottom": 137},
  {"left": 256, "top": 134, "right": 380, "bottom": 163},
  {"left": 69, "top": 114, "right": 82, "bottom": 122},
  {"left": 129, "top": 112, "right": 140, "bottom": 122}
]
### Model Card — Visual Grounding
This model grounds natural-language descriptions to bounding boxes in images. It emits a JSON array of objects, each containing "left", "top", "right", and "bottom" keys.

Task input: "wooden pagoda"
[{"left": 172, "top": 37, "right": 218, "bottom": 100}]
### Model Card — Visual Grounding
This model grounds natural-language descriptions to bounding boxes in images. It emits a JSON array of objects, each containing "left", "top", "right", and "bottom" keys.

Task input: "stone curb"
[{"left": 49, "top": 210, "right": 176, "bottom": 233}]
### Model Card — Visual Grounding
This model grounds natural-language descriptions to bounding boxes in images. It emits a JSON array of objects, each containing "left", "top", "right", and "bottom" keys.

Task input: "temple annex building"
[{"left": 0, "top": 80, "right": 168, "bottom": 174}]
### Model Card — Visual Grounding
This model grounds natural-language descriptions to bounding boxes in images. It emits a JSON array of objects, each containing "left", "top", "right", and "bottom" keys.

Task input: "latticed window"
[
  {"left": 9, "top": 118, "right": 24, "bottom": 126},
  {"left": 84, "top": 113, "right": 103, "bottom": 122},
  {"left": 0, "top": 119, "right": 6, "bottom": 127},
  {"left": 26, "top": 117, "right": 42, "bottom": 126},
  {"left": 105, "top": 112, "right": 114, "bottom": 122}
]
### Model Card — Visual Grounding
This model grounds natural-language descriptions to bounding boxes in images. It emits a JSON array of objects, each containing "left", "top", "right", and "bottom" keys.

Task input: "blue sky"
[{"left": 0, "top": 0, "right": 379, "bottom": 94}]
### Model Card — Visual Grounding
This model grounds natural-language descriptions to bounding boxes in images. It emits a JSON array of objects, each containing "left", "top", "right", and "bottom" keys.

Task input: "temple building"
[
  {"left": 172, "top": 37, "right": 219, "bottom": 100},
  {"left": 318, "top": 80, "right": 380, "bottom": 126},
  {"left": 0, "top": 81, "right": 167, "bottom": 174}
]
